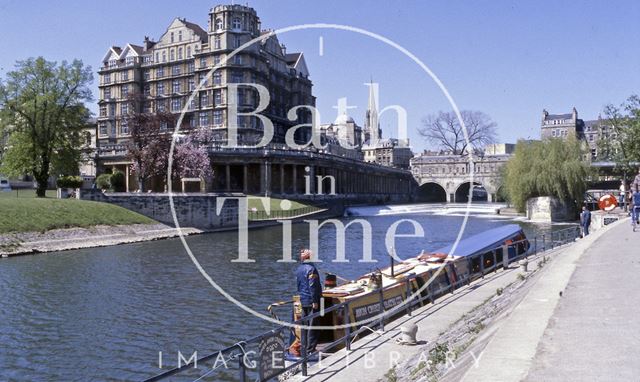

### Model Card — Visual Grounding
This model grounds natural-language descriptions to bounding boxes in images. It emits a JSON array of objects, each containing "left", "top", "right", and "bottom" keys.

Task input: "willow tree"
[
  {"left": 0, "top": 57, "right": 93, "bottom": 197},
  {"left": 502, "top": 138, "right": 591, "bottom": 212}
]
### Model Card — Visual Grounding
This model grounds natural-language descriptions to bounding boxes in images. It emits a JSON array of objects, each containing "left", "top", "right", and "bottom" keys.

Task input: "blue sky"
[{"left": 1, "top": 0, "right": 638, "bottom": 152}]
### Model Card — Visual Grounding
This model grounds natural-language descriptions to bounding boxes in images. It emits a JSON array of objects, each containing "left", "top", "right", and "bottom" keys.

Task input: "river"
[{"left": 0, "top": 207, "right": 572, "bottom": 381}]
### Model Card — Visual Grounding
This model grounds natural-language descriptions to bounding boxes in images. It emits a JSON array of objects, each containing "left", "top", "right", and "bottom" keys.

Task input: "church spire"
[{"left": 365, "top": 80, "right": 381, "bottom": 142}]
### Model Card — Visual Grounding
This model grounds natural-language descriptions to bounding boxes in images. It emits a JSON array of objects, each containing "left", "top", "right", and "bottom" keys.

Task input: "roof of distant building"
[
  {"left": 545, "top": 113, "right": 573, "bottom": 120},
  {"left": 284, "top": 52, "right": 302, "bottom": 65},
  {"left": 182, "top": 19, "right": 208, "bottom": 41}
]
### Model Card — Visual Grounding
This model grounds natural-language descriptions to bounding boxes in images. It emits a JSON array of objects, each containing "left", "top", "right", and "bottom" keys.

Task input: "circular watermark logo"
[{"left": 167, "top": 23, "right": 475, "bottom": 331}]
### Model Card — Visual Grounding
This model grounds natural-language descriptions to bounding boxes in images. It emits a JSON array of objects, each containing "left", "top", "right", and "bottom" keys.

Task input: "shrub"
[
  {"left": 56, "top": 175, "right": 84, "bottom": 189},
  {"left": 110, "top": 171, "right": 126, "bottom": 192},
  {"left": 96, "top": 174, "right": 111, "bottom": 190}
]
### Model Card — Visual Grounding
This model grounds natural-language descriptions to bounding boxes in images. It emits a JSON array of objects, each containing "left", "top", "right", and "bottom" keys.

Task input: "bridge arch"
[
  {"left": 454, "top": 181, "right": 488, "bottom": 203},
  {"left": 417, "top": 182, "right": 447, "bottom": 203}
]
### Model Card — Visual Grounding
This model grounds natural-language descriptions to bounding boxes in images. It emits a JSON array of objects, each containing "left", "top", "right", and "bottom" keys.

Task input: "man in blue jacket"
[{"left": 296, "top": 248, "right": 322, "bottom": 353}]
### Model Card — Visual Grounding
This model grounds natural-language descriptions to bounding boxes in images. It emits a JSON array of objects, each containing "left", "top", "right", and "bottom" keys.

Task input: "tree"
[
  {"left": 0, "top": 57, "right": 93, "bottom": 196},
  {"left": 125, "top": 94, "right": 173, "bottom": 192},
  {"left": 172, "top": 128, "right": 213, "bottom": 181},
  {"left": 597, "top": 95, "right": 640, "bottom": 177},
  {"left": 502, "top": 138, "right": 592, "bottom": 212},
  {"left": 419, "top": 110, "right": 497, "bottom": 154}
]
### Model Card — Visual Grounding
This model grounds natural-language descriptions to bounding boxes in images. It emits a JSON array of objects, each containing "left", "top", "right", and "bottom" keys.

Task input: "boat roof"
[{"left": 433, "top": 224, "right": 524, "bottom": 258}]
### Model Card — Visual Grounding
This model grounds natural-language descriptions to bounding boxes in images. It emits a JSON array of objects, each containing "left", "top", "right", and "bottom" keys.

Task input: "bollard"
[{"left": 519, "top": 259, "right": 528, "bottom": 272}]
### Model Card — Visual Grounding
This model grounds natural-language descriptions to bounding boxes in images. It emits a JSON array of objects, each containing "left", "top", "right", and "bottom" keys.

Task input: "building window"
[
  {"left": 214, "top": 36, "right": 221, "bottom": 49},
  {"left": 178, "top": 31, "right": 183, "bottom": 42},
  {"left": 172, "top": 65, "right": 181, "bottom": 75},
  {"left": 110, "top": 121, "right": 116, "bottom": 135},
  {"left": 103, "top": 73, "right": 111, "bottom": 84},
  {"left": 187, "top": 46, "right": 191, "bottom": 57},
  {"left": 214, "top": 55, "right": 221, "bottom": 65},
  {"left": 172, "top": 80, "right": 181, "bottom": 93},
  {"left": 155, "top": 52, "right": 159, "bottom": 62},
  {"left": 99, "top": 105, "right": 107, "bottom": 116},
  {"left": 214, "top": 89, "right": 222, "bottom": 105},
  {"left": 237, "top": 88, "right": 245, "bottom": 105},
  {"left": 104, "top": 88, "right": 111, "bottom": 99},
  {"left": 189, "top": 99, "right": 196, "bottom": 110},
  {"left": 157, "top": 83, "right": 165, "bottom": 95},
  {"left": 171, "top": 32, "right": 174, "bottom": 43},
  {"left": 178, "top": 47, "right": 183, "bottom": 60},
  {"left": 200, "top": 92, "right": 209, "bottom": 107},
  {"left": 188, "top": 78, "right": 195, "bottom": 91},
  {"left": 233, "top": 55, "right": 242, "bottom": 65},
  {"left": 156, "top": 67, "right": 164, "bottom": 78},
  {"left": 213, "top": 72, "right": 222, "bottom": 84},
  {"left": 216, "top": 18, "right": 223, "bottom": 31},
  {"left": 231, "top": 71, "right": 243, "bottom": 83},
  {"left": 162, "top": 51, "right": 167, "bottom": 62},
  {"left": 160, "top": 121, "right": 168, "bottom": 131},
  {"left": 144, "top": 85, "right": 150, "bottom": 96},
  {"left": 122, "top": 85, "right": 129, "bottom": 97},
  {"left": 157, "top": 101, "right": 166, "bottom": 112},
  {"left": 233, "top": 36, "right": 241, "bottom": 48},
  {"left": 144, "top": 70, "right": 150, "bottom": 80},
  {"left": 213, "top": 110, "right": 223, "bottom": 125},
  {"left": 171, "top": 98, "right": 181, "bottom": 111},
  {"left": 126, "top": 56, "right": 134, "bottom": 65},
  {"left": 187, "top": 61, "right": 195, "bottom": 73},
  {"left": 121, "top": 120, "right": 129, "bottom": 135},
  {"left": 200, "top": 57, "right": 207, "bottom": 68},
  {"left": 122, "top": 71, "right": 129, "bottom": 81},
  {"left": 232, "top": 18, "right": 242, "bottom": 30},
  {"left": 109, "top": 104, "right": 116, "bottom": 116},
  {"left": 199, "top": 112, "right": 209, "bottom": 126},
  {"left": 170, "top": 49, "right": 175, "bottom": 61},
  {"left": 99, "top": 122, "right": 107, "bottom": 136}
]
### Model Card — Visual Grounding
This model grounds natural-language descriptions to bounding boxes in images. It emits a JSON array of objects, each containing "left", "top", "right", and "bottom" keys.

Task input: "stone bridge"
[{"left": 410, "top": 154, "right": 511, "bottom": 203}]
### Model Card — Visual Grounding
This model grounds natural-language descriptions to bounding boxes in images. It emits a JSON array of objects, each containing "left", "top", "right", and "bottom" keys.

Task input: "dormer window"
[
  {"left": 126, "top": 56, "right": 134, "bottom": 65},
  {"left": 109, "top": 59, "right": 117, "bottom": 68},
  {"left": 233, "top": 18, "right": 242, "bottom": 30},
  {"left": 216, "top": 18, "right": 223, "bottom": 31}
]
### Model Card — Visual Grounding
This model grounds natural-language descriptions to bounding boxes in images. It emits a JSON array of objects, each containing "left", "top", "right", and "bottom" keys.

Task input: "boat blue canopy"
[{"left": 433, "top": 224, "right": 524, "bottom": 258}]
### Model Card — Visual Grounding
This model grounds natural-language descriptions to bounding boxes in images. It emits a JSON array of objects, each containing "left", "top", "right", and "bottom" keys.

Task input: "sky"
[{"left": 0, "top": 0, "right": 639, "bottom": 152}]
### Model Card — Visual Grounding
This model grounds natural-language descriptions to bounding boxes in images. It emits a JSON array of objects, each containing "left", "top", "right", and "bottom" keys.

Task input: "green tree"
[
  {"left": 597, "top": 95, "right": 640, "bottom": 176},
  {"left": 0, "top": 57, "right": 93, "bottom": 197},
  {"left": 502, "top": 138, "right": 591, "bottom": 212}
]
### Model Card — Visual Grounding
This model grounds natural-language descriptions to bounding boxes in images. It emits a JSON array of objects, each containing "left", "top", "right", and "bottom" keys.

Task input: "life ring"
[{"left": 598, "top": 194, "right": 618, "bottom": 211}]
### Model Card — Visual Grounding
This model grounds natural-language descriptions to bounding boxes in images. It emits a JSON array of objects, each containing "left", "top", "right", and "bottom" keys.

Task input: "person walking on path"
[
  {"left": 580, "top": 206, "right": 592, "bottom": 237},
  {"left": 295, "top": 248, "right": 322, "bottom": 354},
  {"left": 619, "top": 180, "right": 627, "bottom": 211},
  {"left": 632, "top": 168, "right": 640, "bottom": 193},
  {"left": 632, "top": 190, "right": 640, "bottom": 226}
]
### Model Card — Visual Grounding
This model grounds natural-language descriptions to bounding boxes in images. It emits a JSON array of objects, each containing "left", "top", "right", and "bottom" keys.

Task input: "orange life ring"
[{"left": 598, "top": 194, "right": 618, "bottom": 211}]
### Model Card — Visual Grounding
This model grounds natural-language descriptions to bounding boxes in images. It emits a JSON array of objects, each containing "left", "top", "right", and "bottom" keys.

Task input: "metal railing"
[
  {"left": 248, "top": 206, "right": 323, "bottom": 221},
  {"left": 143, "top": 225, "right": 580, "bottom": 382}
]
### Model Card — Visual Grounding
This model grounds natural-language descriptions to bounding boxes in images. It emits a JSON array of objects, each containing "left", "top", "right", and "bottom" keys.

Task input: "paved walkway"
[
  {"left": 524, "top": 220, "right": 640, "bottom": 381},
  {"left": 462, "top": 218, "right": 639, "bottom": 382}
]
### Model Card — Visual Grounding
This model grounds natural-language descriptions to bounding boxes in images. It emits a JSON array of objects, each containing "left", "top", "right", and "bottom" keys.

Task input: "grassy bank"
[{"left": 0, "top": 197, "right": 155, "bottom": 234}]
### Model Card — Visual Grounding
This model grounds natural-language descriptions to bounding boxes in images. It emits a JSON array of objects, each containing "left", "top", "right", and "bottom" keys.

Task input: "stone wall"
[
  {"left": 80, "top": 190, "right": 239, "bottom": 230},
  {"left": 526, "top": 196, "right": 577, "bottom": 222}
]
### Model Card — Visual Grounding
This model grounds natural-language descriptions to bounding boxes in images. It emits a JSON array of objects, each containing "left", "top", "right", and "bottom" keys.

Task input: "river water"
[{"left": 0, "top": 208, "right": 571, "bottom": 381}]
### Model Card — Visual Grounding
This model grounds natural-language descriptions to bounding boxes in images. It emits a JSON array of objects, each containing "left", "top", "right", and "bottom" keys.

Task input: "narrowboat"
[{"left": 281, "top": 224, "right": 529, "bottom": 356}]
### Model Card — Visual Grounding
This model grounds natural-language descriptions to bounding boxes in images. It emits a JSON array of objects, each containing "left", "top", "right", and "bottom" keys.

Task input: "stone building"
[
  {"left": 360, "top": 81, "right": 413, "bottom": 169},
  {"left": 97, "top": 4, "right": 314, "bottom": 189},
  {"left": 540, "top": 108, "right": 612, "bottom": 160},
  {"left": 541, "top": 107, "right": 585, "bottom": 140}
]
